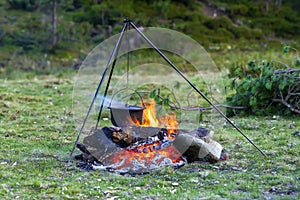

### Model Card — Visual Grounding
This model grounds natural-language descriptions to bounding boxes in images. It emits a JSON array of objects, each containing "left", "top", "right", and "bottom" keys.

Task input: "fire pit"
[{"left": 75, "top": 98, "right": 225, "bottom": 174}]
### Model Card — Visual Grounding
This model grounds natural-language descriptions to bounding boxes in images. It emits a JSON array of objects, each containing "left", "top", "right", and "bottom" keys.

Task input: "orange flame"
[
  {"left": 140, "top": 99, "right": 160, "bottom": 127},
  {"left": 135, "top": 99, "right": 178, "bottom": 133},
  {"left": 109, "top": 99, "right": 183, "bottom": 170}
]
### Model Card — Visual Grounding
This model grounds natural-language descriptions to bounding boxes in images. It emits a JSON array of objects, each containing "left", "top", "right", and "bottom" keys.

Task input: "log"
[{"left": 82, "top": 128, "right": 120, "bottom": 163}]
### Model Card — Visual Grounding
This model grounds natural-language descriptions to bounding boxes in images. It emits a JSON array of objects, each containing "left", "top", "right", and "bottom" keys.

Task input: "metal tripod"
[{"left": 63, "top": 18, "right": 266, "bottom": 179}]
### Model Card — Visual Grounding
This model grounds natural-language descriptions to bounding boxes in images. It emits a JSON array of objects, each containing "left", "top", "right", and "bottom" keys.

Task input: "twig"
[
  {"left": 272, "top": 89, "right": 300, "bottom": 114},
  {"left": 271, "top": 60, "right": 290, "bottom": 69},
  {"left": 154, "top": 92, "right": 248, "bottom": 111},
  {"left": 290, "top": 47, "right": 299, "bottom": 59},
  {"left": 169, "top": 104, "right": 248, "bottom": 111},
  {"left": 272, "top": 98, "right": 300, "bottom": 114}
]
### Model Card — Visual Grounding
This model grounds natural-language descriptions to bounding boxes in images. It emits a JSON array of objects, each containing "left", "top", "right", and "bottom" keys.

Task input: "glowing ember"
[{"left": 109, "top": 145, "right": 183, "bottom": 171}]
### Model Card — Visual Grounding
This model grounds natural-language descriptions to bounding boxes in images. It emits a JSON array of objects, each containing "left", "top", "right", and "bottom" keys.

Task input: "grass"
[{"left": 0, "top": 75, "right": 299, "bottom": 199}]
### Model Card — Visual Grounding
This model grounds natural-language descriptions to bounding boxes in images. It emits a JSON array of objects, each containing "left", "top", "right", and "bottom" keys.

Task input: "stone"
[{"left": 173, "top": 128, "right": 222, "bottom": 162}]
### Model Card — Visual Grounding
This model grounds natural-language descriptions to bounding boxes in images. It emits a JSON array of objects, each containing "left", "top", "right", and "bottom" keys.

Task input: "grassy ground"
[{"left": 0, "top": 75, "right": 299, "bottom": 199}]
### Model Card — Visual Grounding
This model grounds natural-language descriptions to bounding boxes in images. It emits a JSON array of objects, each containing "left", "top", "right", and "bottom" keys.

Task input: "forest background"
[{"left": 1, "top": 0, "right": 300, "bottom": 78}]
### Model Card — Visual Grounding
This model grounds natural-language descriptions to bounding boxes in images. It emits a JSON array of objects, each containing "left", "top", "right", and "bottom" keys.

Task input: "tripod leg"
[{"left": 62, "top": 21, "right": 129, "bottom": 180}]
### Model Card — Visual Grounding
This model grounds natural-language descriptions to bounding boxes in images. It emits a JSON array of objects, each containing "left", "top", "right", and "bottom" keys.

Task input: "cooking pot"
[
  {"left": 108, "top": 89, "right": 145, "bottom": 127},
  {"left": 109, "top": 104, "right": 144, "bottom": 127}
]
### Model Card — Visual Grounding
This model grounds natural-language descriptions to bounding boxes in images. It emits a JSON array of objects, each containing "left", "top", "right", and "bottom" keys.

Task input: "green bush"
[
  {"left": 6, "top": 0, "right": 39, "bottom": 11},
  {"left": 228, "top": 4, "right": 249, "bottom": 17},
  {"left": 231, "top": 26, "right": 263, "bottom": 40},
  {"left": 250, "top": 17, "right": 300, "bottom": 38},
  {"left": 274, "top": 6, "right": 298, "bottom": 23},
  {"left": 227, "top": 47, "right": 300, "bottom": 116},
  {"left": 164, "top": 2, "right": 190, "bottom": 19},
  {"left": 204, "top": 16, "right": 233, "bottom": 30},
  {"left": 273, "top": 21, "right": 300, "bottom": 38}
]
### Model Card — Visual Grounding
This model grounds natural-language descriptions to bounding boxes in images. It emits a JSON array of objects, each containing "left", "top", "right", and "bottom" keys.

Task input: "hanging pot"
[
  {"left": 108, "top": 89, "right": 145, "bottom": 127},
  {"left": 109, "top": 104, "right": 144, "bottom": 127}
]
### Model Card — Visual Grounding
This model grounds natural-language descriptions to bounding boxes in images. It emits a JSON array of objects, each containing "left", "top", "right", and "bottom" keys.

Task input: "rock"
[
  {"left": 187, "top": 127, "right": 214, "bottom": 142},
  {"left": 173, "top": 128, "right": 222, "bottom": 163}
]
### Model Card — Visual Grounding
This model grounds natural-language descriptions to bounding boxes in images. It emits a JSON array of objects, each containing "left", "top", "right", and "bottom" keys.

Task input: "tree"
[
  {"left": 51, "top": 0, "right": 57, "bottom": 48},
  {"left": 275, "top": 0, "right": 281, "bottom": 9},
  {"left": 265, "top": 0, "right": 271, "bottom": 13}
]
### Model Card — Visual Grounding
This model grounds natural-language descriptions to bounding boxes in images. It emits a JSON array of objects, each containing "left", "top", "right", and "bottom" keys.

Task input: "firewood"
[{"left": 78, "top": 126, "right": 224, "bottom": 170}]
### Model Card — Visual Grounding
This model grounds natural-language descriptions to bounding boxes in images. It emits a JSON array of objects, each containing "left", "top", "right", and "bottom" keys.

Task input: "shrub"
[
  {"left": 228, "top": 4, "right": 249, "bottom": 17},
  {"left": 231, "top": 26, "right": 263, "bottom": 40},
  {"left": 226, "top": 47, "right": 300, "bottom": 116},
  {"left": 6, "top": 0, "right": 39, "bottom": 11},
  {"left": 204, "top": 16, "right": 233, "bottom": 30}
]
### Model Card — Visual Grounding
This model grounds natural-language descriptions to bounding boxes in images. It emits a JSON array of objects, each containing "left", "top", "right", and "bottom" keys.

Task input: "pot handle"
[{"left": 109, "top": 88, "right": 145, "bottom": 108}]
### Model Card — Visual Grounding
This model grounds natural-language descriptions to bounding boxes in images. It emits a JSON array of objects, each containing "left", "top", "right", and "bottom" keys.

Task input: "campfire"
[
  {"left": 69, "top": 19, "right": 265, "bottom": 176},
  {"left": 75, "top": 98, "right": 226, "bottom": 174}
]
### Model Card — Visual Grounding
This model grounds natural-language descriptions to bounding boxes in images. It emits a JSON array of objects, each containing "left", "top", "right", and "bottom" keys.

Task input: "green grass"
[{"left": 0, "top": 75, "right": 299, "bottom": 199}]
